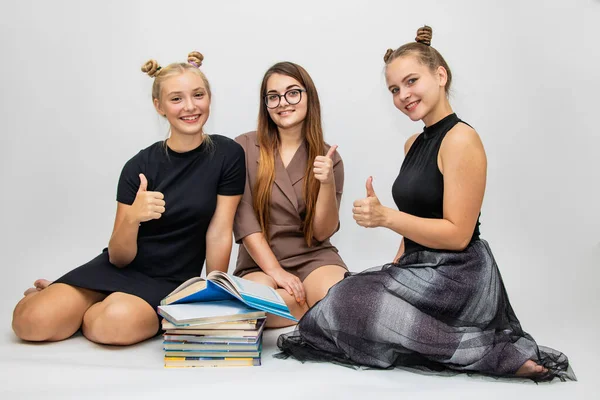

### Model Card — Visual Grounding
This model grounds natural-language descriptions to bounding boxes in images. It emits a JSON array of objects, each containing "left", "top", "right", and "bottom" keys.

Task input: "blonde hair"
[
  {"left": 141, "top": 51, "right": 211, "bottom": 101},
  {"left": 383, "top": 26, "right": 453, "bottom": 95},
  {"left": 141, "top": 51, "right": 213, "bottom": 148}
]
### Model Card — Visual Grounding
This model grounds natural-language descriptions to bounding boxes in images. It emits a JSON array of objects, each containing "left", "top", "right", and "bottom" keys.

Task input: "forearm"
[
  {"left": 108, "top": 213, "right": 140, "bottom": 268},
  {"left": 205, "top": 232, "right": 232, "bottom": 274},
  {"left": 312, "top": 182, "right": 339, "bottom": 242},
  {"left": 382, "top": 207, "right": 471, "bottom": 251},
  {"left": 242, "top": 232, "right": 284, "bottom": 276}
]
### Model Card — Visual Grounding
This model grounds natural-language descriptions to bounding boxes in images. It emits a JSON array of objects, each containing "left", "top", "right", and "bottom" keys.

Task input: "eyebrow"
[
  {"left": 166, "top": 87, "right": 206, "bottom": 96},
  {"left": 266, "top": 84, "right": 301, "bottom": 94}
]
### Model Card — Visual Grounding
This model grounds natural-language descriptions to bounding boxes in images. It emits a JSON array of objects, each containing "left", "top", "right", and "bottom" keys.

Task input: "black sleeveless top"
[{"left": 392, "top": 113, "right": 481, "bottom": 254}]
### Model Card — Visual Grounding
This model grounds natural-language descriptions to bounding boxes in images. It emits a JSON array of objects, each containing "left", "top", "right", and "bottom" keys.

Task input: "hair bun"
[
  {"left": 415, "top": 25, "right": 432, "bottom": 46},
  {"left": 141, "top": 59, "right": 161, "bottom": 77},
  {"left": 383, "top": 48, "right": 394, "bottom": 63},
  {"left": 187, "top": 51, "right": 204, "bottom": 67}
]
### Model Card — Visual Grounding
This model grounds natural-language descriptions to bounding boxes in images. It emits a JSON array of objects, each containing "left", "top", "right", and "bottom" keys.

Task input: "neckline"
[
  {"left": 279, "top": 140, "right": 306, "bottom": 170},
  {"left": 422, "top": 113, "right": 459, "bottom": 139},
  {"left": 165, "top": 137, "right": 208, "bottom": 158}
]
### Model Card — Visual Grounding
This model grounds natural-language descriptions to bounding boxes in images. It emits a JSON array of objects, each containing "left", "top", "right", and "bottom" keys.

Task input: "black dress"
[
  {"left": 54, "top": 135, "right": 245, "bottom": 315},
  {"left": 276, "top": 114, "right": 575, "bottom": 382}
]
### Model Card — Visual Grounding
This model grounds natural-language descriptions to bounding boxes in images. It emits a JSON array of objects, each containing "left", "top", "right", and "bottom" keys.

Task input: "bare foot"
[
  {"left": 23, "top": 279, "right": 52, "bottom": 296},
  {"left": 515, "top": 360, "right": 548, "bottom": 377}
]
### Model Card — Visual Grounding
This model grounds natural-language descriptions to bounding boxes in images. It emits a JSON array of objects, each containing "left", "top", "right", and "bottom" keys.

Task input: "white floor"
[
  {"left": 3, "top": 248, "right": 596, "bottom": 399},
  {"left": 0, "top": 315, "right": 594, "bottom": 400}
]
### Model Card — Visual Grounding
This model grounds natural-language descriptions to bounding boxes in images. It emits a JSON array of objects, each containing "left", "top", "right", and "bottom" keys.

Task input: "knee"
[
  {"left": 82, "top": 303, "right": 135, "bottom": 345},
  {"left": 312, "top": 285, "right": 334, "bottom": 305},
  {"left": 12, "top": 301, "right": 55, "bottom": 341},
  {"left": 307, "top": 279, "right": 345, "bottom": 307},
  {"left": 83, "top": 301, "right": 155, "bottom": 345}
]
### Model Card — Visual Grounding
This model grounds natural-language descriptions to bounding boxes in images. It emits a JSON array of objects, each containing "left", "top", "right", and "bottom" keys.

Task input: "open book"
[{"left": 160, "top": 271, "right": 297, "bottom": 321}]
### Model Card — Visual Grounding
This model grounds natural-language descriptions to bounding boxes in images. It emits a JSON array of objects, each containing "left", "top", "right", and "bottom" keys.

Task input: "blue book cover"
[{"left": 161, "top": 272, "right": 297, "bottom": 321}]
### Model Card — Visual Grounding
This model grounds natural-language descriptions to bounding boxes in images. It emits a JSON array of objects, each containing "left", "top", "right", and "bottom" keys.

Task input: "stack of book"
[
  {"left": 158, "top": 271, "right": 296, "bottom": 368},
  {"left": 159, "top": 302, "right": 266, "bottom": 368}
]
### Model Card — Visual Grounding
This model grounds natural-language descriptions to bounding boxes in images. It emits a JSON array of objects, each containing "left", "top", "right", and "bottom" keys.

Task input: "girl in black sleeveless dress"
[{"left": 276, "top": 27, "right": 575, "bottom": 382}]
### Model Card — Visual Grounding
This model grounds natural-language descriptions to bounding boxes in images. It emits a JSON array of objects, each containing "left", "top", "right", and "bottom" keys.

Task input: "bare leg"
[
  {"left": 270, "top": 289, "right": 309, "bottom": 328},
  {"left": 13, "top": 283, "right": 106, "bottom": 342},
  {"left": 82, "top": 292, "right": 159, "bottom": 346},
  {"left": 303, "top": 265, "right": 347, "bottom": 307},
  {"left": 242, "top": 272, "right": 308, "bottom": 328}
]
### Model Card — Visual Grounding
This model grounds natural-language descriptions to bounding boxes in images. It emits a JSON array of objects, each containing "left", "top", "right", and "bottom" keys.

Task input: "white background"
[{"left": 0, "top": 0, "right": 598, "bottom": 398}]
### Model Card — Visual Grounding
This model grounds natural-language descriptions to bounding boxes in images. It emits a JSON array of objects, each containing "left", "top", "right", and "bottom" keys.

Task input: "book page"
[
  {"left": 207, "top": 271, "right": 242, "bottom": 297},
  {"left": 229, "top": 275, "right": 285, "bottom": 305},
  {"left": 166, "top": 276, "right": 206, "bottom": 296}
]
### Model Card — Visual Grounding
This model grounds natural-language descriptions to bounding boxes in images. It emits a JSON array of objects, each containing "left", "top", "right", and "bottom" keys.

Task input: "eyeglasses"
[{"left": 264, "top": 88, "right": 306, "bottom": 109}]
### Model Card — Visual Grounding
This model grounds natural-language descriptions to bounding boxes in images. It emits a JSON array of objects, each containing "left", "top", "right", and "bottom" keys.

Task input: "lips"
[
  {"left": 278, "top": 109, "right": 295, "bottom": 116},
  {"left": 180, "top": 115, "right": 200, "bottom": 123},
  {"left": 405, "top": 100, "right": 420, "bottom": 111}
]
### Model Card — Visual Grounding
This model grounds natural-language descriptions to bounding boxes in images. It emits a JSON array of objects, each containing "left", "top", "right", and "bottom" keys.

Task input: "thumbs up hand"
[
  {"left": 353, "top": 176, "right": 386, "bottom": 228},
  {"left": 313, "top": 145, "right": 338, "bottom": 185},
  {"left": 130, "top": 173, "right": 166, "bottom": 223},
  {"left": 138, "top": 173, "right": 148, "bottom": 193},
  {"left": 365, "top": 175, "right": 376, "bottom": 198}
]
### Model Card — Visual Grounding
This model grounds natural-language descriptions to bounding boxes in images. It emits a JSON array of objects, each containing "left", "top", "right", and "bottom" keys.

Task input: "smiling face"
[
  {"left": 385, "top": 54, "right": 448, "bottom": 125},
  {"left": 153, "top": 70, "right": 210, "bottom": 137},
  {"left": 264, "top": 73, "right": 308, "bottom": 132}
]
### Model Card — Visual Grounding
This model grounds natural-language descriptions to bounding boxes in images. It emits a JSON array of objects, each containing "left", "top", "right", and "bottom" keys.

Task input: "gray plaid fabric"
[{"left": 277, "top": 240, "right": 576, "bottom": 382}]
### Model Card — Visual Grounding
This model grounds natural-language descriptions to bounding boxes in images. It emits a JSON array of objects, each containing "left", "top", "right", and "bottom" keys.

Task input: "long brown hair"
[{"left": 254, "top": 62, "right": 325, "bottom": 247}]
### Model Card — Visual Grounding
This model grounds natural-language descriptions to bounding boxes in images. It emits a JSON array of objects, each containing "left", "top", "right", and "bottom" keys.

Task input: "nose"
[
  {"left": 279, "top": 94, "right": 290, "bottom": 107},
  {"left": 183, "top": 96, "right": 195, "bottom": 111},
  {"left": 402, "top": 90, "right": 411, "bottom": 102}
]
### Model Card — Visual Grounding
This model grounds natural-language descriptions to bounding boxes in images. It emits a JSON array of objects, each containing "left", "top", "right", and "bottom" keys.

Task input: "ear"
[
  {"left": 153, "top": 98, "right": 165, "bottom": 117},
  {"left": 437, "top": 66, "right": 448, "bottom": 88}
]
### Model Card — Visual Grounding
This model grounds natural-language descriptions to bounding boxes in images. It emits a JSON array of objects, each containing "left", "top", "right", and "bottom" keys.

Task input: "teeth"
[
  {"left": 406, "top": 101, "right": 418, "bottom": 110},
  {"left": 181, "top": 116, "right": 199, "bottom": 120}
]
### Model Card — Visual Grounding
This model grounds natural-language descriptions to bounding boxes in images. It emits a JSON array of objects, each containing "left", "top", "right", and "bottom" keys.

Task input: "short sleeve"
[
  {"left": 332, "top": 149, "right": 344, "bottom": 209},
  {"left": 116, "top": 153, "right": 143, "bottom": 205},
  {"left": 218, "top": 140, "right": 246, "bottom": 196},
  {"left": 233, "top": 134, "right": 263, "bottom": 244}
]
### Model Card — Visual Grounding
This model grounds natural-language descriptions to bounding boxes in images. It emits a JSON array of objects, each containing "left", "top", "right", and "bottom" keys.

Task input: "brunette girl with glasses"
[{"left": 232, "top": 62, "right": 347, "bottom": 328}]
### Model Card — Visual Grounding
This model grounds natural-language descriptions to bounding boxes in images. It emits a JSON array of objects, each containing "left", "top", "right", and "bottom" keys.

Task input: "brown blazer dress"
[{"left": 233, "top": 131, "right": 347, "bottom": 281}]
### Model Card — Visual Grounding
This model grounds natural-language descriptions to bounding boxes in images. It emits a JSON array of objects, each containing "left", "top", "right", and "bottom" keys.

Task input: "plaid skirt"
[{"left": 276, "top": 240, "right": 575, "bottom": 382}]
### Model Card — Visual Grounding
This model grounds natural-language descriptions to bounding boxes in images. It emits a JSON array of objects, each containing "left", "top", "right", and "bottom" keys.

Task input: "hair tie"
[
  {"left": 187, "top": 51, "right": 204, "bottom": 68},
  {"left": 141, "top": 59, "right": 162, "bottom": 78}
]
